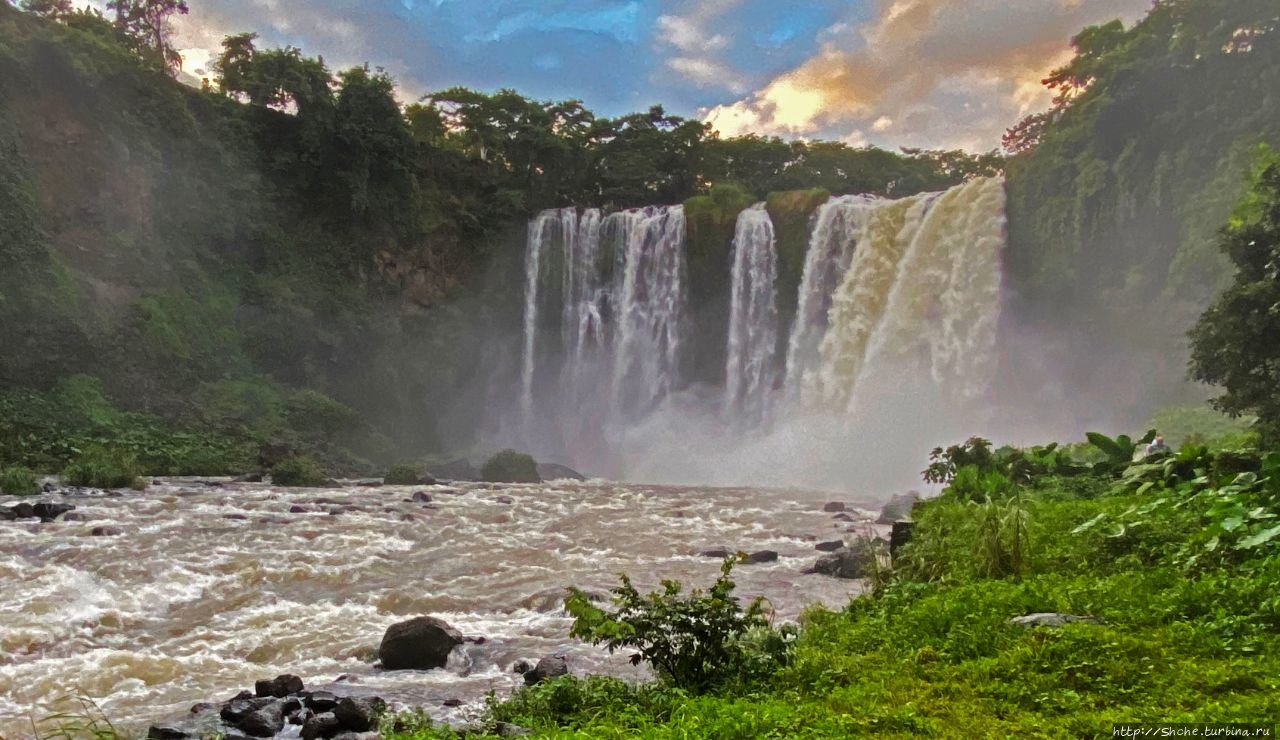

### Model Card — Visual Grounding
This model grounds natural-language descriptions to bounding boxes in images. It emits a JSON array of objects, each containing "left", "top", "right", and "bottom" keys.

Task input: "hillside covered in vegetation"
[{"left": 0, "top": 0, "right": 1000, "bottom": 479}]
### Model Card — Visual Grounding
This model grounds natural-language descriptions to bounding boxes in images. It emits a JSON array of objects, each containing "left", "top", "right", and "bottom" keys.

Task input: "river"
[{"left": 0, "top": 478, "right": 880, "bottom": 737}]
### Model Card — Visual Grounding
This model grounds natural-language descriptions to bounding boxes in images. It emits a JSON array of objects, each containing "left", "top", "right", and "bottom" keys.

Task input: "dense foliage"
[
  {"left": 380, "top": 422, "right": 1278, "bottom": 739},
  {"left": 0, "top": 1, "right": 1005, "bottom": 473},
  {"left": 565, "top": 558, "right": 793, "bottom": 694},
  {"left": 1189, "top": 147, "right": 1280, "bottom": 444},
  {"left": 1003, "top": 0, "right": 1280, "bottom": 416}
]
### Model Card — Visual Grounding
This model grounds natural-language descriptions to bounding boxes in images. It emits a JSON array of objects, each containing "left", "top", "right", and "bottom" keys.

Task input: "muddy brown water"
[{"left": 0, "top": 479, "right": 880, "bottom": 736}]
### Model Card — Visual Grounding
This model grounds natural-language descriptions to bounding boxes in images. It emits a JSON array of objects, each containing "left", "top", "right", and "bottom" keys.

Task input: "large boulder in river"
[
  {"left": 523, "top": 653, "right": 568, "bottom": 685},
  {"left": 810, "top": 545, "right": 879, "bottom": 579},
  {"left": 378, "top": 616, "right": 464, "bottom": 670},
  {"left": 535, "top": 462, "right": 586, "bottom": 481},
  {"left": 481, "top": 450, "right": 541, "bottom": 483},
  {"left": 877, "top": 491, "right": 920, "bottom": 524}
]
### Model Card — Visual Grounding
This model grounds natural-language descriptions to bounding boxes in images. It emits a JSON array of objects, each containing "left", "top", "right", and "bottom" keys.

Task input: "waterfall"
[
  {"left": 520, "top": 207, "right": 577, "bottom": 419},
  {"left": 724, "top": 203, "right": 778, "bottom": 421},
  {"left": 805, "top": 176, "right": 1007, "bottom": 411},
  {"left": 783, "top": 195, "right": 877, "bottom": 392},
  {"left": 514, "top": 177, "right": 1006, "bottom": 478},
  {"left": 519, "top": 205, "right": 686, "bottom": 451},
  {"left": 611, "top": 206, "right": 687, "bottom": 419}
]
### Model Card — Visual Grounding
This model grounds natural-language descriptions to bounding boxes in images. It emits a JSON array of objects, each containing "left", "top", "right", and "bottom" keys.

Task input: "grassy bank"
[{"left": 385, "top": 435, "right": 1280, "bottom": 739}]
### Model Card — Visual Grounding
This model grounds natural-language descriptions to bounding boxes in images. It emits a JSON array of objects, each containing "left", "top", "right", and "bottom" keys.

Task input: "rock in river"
[
  {"left": 523, "top": 653, "right": 568, "bottom": 685},
  {"left": 378, "top": 615, "right": 464, "bottom": 670}
]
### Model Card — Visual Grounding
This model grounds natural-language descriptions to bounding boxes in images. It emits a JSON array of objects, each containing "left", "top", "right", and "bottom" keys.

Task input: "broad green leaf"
[{"left": 1236, "top": 524, "right": 1280, "bottom": 550}]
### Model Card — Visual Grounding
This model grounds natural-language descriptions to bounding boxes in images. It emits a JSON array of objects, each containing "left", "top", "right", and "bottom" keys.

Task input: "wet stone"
[
  {"left": 255, "top": 673, "right": 304, "bottom": 698},
  {"left": 146, "top": 724, "right": 193, "bottom": 739},
  {"left": 698, "top": 548, "right": 732, "bottom": 558},
  {"left": 301, "top": 711, "right": 341, "bottom": 740},
  {"left": 822, "top": 501, "right": 846, "bottom": 512},
  {"left": 442, "top": 698, "right": 464, "bottom": 707},
  {"left": 238, "top": 699, "right": 285, "bottom": 737},
  {"left": 333, "top": 696, "right": 386, "bottom": 732},
  {"left": 815, "top": 540, "right": 845, "bottom": 552},
  {"left": 744, "top": 550, "right": 779, "bottom": 564},
  {"left": 305, "top": 690, "right": 338, "bottom": 712}
]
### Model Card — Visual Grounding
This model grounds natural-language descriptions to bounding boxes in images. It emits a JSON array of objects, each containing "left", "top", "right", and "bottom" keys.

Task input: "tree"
[
  {"left": 20, "top": 0, "right": 73, "bottom": 19},
  {"left": 1189, "top": 147, "right": 1280, "bottom": 444},
  {"left": 106, "top": 0, "right": 189, "bottom": 75}
]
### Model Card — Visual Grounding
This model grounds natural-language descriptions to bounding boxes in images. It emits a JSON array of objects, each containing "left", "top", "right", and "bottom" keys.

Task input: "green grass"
[
  {"left": 386, "top": 442, "right": 1280, "bottom": 739},
  {"left": 62, "top": 446, "right": 143, "bottom": 490},
  {"left": 0, "top": 465, "right": 39, "bottom": 495}
]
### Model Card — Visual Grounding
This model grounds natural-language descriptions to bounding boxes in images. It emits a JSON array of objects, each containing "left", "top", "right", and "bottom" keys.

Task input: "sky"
[{"left": 172, "top": 0, "right": 1153, "bottom": 152}]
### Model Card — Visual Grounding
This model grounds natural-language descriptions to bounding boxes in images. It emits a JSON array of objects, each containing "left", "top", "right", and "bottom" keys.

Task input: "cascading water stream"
[
  {"left": 724, "top": 203, "right": 779, "bottom": 422},
  {"left": 610, "top": 206, "right": 687, "bottom": 420},
  {"left": 514, "top": 177, "right": 1007, "bottom": 480}
]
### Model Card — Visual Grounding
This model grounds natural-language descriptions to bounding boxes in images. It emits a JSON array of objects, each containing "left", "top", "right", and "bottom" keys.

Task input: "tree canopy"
[{"left": 1189, "top": 147, "right": 1280, "bottom": 443}]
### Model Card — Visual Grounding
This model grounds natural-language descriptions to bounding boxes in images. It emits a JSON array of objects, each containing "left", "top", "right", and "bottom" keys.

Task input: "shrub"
[
  {"left": 383, "top": 464, "right": 422, "bottom": 485},
  {"left": 271, "top": 456, "right": 327, "bottom": 487},
  {"left": 480, "top": 449, "right": 540, "bottom": 483},
  {"left": 566, "top": 558, "right": 794, "bottom": 694},
  {"left": 0, "top": 466, "right": 39, "bottom": 496},
  {"left": 63, "top": 446, "right": 142, "bottom": 489}
]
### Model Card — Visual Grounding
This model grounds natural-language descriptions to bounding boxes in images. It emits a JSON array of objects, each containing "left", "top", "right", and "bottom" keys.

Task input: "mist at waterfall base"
[{"left": 492, "top": 176, "right": 1113, "bottom": 492}]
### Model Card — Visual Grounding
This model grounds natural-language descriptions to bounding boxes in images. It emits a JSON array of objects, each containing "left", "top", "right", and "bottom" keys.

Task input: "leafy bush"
[
  {"left": 62, "top": 446, "right": 142, "bottom": 489},
  {"left": 566, "top": 558, "right": 794, "bottom": 694},
  {"left": 0, "top": 466, "right": 39, "bottom": 496},
  {"left": 270, "top": 456, "right": 327, "bottom": 487},
  {"left": 480, "top": 449, "right": 540, "bottom": 483},
  {"left": 383, "top": 464, "right": 422, "bottom": 485}
]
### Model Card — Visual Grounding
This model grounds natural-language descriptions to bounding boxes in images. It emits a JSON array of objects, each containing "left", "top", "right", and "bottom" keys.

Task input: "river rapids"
[{"left": 0, "top": 479, "right": 880, "bottom": 736}]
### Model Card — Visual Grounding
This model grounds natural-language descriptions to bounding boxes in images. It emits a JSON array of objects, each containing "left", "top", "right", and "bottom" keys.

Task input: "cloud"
[
  {"left": 653, "top": 0, "right": 745, "bottom": 93},
  {"left": 701, "top": 0, "right": 1151, "bottom": 150}
]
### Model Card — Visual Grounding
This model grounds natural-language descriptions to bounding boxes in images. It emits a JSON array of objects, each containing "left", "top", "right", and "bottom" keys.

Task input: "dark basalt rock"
[
  {"left": 220, "top": 697, "right": 276, "bottom": 724},
  {"left": 831, "top": 512, "right": 855, "bottom": 522},
  {"left": 254, "top": 673, "right": 304, "bottom": 698},
  {"left": 815, "top": 540, "right": 844, "bottom": 552},
  {"left": 535, "top": 462, "right": 587, "bottom": 481},
  {"left": 512, "top": 659, "right": 533, "bottom": 674},
  {"left": 33, "top": 502, "right": 75, "bottom": 521},
  {"left": 238, "top": 699, "right": 286, "bottom": 737},
  {"left": 146, "top": 724, "right": 194, "bottom": 739},
  {"left": 822, "top": 501, "right": 846, "bottom": 512},
  {"left": 378, "top": 615, "right": 464, "bottom": 670},
  {"left": 305, "top": 690, "right": 339, "bottom": 712},
  {"left": 442, "top": 698, "right": 464, "bottom": 707},
  {"left": 301, "top": 711, "right": 341, "bottom": 740},
  {"left": 877, "top": 491, "right": 921, "bottom": 524},
  {"left": 698, "top": 547, "right": 733, "bottom": 558},
  {"left": 333, "top": 696, "right": 386, "bottom": 732},
  {"left": 810, "top": 547, "right": 876, "bottom": 579},
  {"left": 11, "top": 502, "right": 35, "bottom": 519},
  {"left": 0, "top": 507, "right": 16, "bottom": 521},
  {"left": 523, "top": 653, "right": 568, "bottom": 685},
  {"left": 743, "top": 550, "right": 779, "bottom": 564},
  {"left": 889, "top": 521, "right": 915, "bottom": 560}
]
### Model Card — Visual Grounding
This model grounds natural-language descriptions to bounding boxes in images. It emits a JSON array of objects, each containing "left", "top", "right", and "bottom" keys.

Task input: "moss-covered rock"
[
  {"left": 683, "top": 184, "right": 756, "bottom": 385},
  {"left": 271, "top": 456, "right": 328, "bottom": 487},
  {"left": 766, "top": 188, "right": 829, "bottom": 357},
  {"left": 480, "top": 449, "right": 541, "bottom": 484}
]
